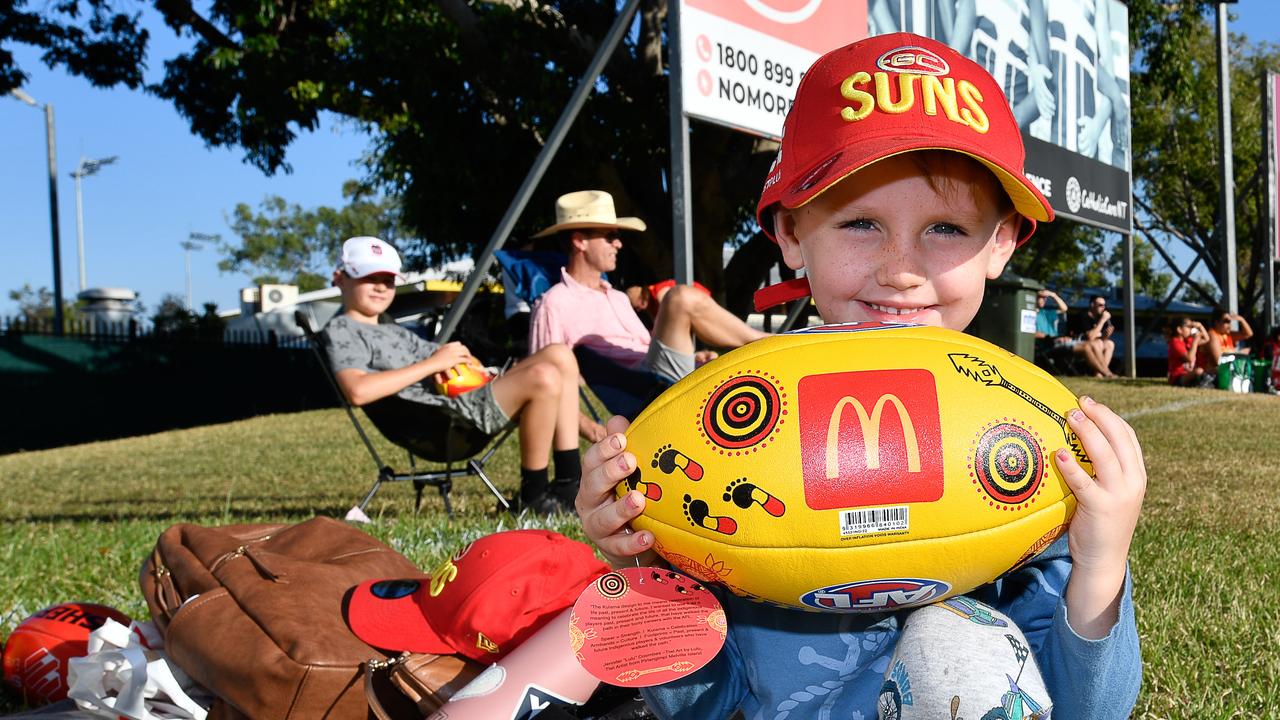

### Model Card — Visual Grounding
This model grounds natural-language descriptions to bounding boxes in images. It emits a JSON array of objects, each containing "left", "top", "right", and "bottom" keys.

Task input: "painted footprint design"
[
  {"left": 722, "top": 478, "right": 786, "bottom": 517},
  {"left": 683, "top": 494, "right": 737, "bottom": 535},
  {"left": 624, "top": 467, "right": 663, "bottom": 501},
  {"left": 653, "top": 444, "right": 704, "bottom": 480}
]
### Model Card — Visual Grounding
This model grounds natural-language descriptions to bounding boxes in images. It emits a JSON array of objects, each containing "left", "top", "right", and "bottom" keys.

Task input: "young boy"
[
  {"left": 323, "top": 236, "right": 586, "bottom": 513},
  {"left": 576, "top": 34, "right": 1144, "bottom": 718}
]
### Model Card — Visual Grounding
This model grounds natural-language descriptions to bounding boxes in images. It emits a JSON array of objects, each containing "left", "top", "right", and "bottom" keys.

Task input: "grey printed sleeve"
[{"left": 322, "top": 317, "right": 373, "bottom": 372}]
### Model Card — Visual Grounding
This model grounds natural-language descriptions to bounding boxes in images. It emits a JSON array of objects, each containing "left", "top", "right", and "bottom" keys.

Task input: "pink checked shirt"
[{"left": 528, "top": 268, "right": 652, "bottom": 368}]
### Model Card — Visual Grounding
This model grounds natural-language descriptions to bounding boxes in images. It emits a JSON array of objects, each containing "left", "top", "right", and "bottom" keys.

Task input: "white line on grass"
[{"left": 1120, "top": 396, "right": 1235, "bottom": 421}]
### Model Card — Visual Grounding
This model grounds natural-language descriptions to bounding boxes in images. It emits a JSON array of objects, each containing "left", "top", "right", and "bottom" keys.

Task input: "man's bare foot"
[{"left": 579, "top": 414, "right": 607, "bottom": 443}]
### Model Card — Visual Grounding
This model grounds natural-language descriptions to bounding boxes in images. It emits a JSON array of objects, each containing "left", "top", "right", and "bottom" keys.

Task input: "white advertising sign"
[{"left": 678, "top": 0, "right": 868, "bottom": 139}]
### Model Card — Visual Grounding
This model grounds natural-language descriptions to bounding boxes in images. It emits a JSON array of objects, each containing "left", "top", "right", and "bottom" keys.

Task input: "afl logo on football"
[
  {"left": 800, "top": 578, "right": 950, "bottom": 611},
  {"left": 876, "top": 46, "right": 950, "bottom": 76}
]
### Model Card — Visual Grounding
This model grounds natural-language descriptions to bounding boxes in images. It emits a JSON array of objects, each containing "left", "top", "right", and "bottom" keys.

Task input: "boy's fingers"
[
  {"left": 1078, "top": 398, "right": 1142, "bottom": 484},
  {"left": 581, "top": 493, "right": 652, "bottom": 561},
  {"left": 1054, "top": 448, "right": 1101, "bottom": 506},
  {"left": 595, "top": 532, "right": 657, "bottom": 569},
  {"left": 582, "top": 451, "right": 637, "bottom": 506},
  {"left": 1066, "top": 401, "right": 1120, "bottom": 483},
  {"left": 605, "top": 415, "right": 631, "bottom": 435},
  {"left": 582, "top": 433, "right": 627, "bottom": 476}
]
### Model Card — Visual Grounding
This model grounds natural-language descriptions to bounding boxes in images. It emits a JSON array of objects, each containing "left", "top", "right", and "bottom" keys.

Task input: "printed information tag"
[{"left": 570, "top": 567, "right": 725, "bottom": 688}]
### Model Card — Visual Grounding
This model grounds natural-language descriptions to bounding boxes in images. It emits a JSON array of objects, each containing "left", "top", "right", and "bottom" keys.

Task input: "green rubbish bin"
[
  {"left": 967, "top": 271, "right": 1043, "bottom": 362},
  {"left": 1252, "top": 359, "right": 1273, "bottom": 394},
  {"left": 1215, "top": 353, "right": 1253, "bottom": 392}
]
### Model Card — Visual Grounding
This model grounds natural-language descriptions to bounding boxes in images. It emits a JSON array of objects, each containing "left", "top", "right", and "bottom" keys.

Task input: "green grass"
[{"left": 2, "top": 378, "right": 1279, "bottom": 716}]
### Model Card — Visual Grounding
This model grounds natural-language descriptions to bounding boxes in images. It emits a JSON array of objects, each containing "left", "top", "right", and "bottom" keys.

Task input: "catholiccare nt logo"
[{"left": 1065, "top": 176, "right": 1128, "bottom": 219}]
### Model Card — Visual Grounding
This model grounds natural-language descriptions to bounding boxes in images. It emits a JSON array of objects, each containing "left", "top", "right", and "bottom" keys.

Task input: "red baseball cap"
[
  {"left": 757, "top": 32, "right": 1052, "bottom": 243},
  {"left": 345, "top": 529, "right": 608, "bottom": 662}
]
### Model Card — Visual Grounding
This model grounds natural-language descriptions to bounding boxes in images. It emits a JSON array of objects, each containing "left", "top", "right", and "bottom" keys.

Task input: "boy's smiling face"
[
  {"left": 335, "top": 270, "right": 397, "bottom": 320},
  {"left": 773, "top": 153, "right": 1018, "bottom": 332}
]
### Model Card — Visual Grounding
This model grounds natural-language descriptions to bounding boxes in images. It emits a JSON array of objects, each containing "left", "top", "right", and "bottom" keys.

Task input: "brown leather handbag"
[
  {"left": 363, "top": 652, "right": 485, "bottom": 719},
  {"left": 139, "top": 516, "right": 425, "bottom": 719}
]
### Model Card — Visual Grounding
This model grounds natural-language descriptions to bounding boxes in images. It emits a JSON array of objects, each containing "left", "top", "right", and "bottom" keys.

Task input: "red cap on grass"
[{"left": 345, "top": 529, "right": 608, "bottom": 662}]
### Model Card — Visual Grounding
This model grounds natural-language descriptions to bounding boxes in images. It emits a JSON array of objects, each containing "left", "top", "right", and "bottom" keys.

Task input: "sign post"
[
  {"left": 668, "top": 1, "right": 693, "bottom": 285},
  {"left": 668, "top": 0, "right": 866, "bottom": 285}
]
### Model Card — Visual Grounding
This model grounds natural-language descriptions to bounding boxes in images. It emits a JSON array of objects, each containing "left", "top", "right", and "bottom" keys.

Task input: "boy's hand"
[
  {"left": 429, "top": 341, "right": 479, "bottom": 375},
  {"left": 1055, "top": 395, "right": 1146, "bottom": 638},
  {"left": 576, "top": 415, "right": 659, "bottom": 568}
]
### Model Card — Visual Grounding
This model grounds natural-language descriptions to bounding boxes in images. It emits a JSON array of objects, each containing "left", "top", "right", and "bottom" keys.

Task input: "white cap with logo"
[{"left": 339, "top": 236, "right": 403, "bottom": 279}]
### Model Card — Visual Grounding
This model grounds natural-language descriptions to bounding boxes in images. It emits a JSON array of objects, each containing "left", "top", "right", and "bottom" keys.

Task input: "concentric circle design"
[
  {"left": 596, "top": 572, "right": 629, "bottom": 599},
  {"left": 701, "top": 374, "right": 782, "bottom": 450},
  {"left": 973, "top": 423, "right": 1044, "bottom": 504}
]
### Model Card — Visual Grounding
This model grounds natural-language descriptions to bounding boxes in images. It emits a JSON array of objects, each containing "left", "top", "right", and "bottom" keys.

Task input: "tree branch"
[{"left": 154, "top": 0, "right": 240, "bottom": 50}]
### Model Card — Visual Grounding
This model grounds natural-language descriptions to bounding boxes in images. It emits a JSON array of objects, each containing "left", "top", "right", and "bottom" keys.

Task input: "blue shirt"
[
  {"left": 1036, "top": 308, "right": 1061, "bottom": 338},
  {"left": 640, "top": 536, "right": 1141, "bottom": 719}
]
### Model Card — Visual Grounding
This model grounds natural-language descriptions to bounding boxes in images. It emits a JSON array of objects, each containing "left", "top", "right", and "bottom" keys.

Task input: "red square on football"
[{"left": 797, "top": 369, "right": 944, "bottom": 510}]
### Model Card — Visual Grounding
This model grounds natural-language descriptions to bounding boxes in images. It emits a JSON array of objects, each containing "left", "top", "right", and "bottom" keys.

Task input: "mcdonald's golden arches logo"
[{"left": 798, "top": 369, "right": 944, "bottom": 510}]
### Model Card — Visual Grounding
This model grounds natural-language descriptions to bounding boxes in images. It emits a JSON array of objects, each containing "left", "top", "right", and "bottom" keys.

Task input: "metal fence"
[{"left": 0, "top": 316, "right": 310, "bottom": 349}]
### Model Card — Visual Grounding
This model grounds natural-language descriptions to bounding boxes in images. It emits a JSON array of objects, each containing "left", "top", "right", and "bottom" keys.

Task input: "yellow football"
[{"left": 618, "top": 322, "right": 1086, "bottom": 612}]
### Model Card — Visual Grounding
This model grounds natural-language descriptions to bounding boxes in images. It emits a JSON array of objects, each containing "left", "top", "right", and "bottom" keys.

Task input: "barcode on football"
[{"left": 840, "top": 506, "right": 909, "bottom": 536}]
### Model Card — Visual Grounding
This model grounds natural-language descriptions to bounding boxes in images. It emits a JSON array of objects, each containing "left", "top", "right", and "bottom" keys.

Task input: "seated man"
[
  {"left": 528, "top": 190, "right": 769, "bottom": 384},
  {"left": 1196, "top": 308, "right": 1254, "bottom": 374},
  {"left": 1033, "top": 288, "right": 1073, "bottom": 372},
  {"left": 1067, "top": 294, "right": 1118, "bottom": 378},
  {"left": 322, "top": 236, "right": 584, "bottom": 514}
]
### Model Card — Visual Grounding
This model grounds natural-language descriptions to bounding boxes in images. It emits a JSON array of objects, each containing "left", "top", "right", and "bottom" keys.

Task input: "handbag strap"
[{"left": 364, "top": 655, "right": 425, "bottom": 720}]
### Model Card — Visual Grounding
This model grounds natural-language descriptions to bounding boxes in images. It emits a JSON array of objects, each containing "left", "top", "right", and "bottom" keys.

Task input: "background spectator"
[
  {"left": 1166, "top": 316, "right": 1206, "bottom": 387},
  {"left": 1196, "top": 309, "right": 1253, "bottom": 374},
  {"left": 1067, "top": 294, "right": 1117, "bottom": 378}
]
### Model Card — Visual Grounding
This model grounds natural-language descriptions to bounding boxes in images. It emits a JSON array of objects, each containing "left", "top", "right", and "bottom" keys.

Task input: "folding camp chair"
[
  {"left": 573, "top": 345, "right": 672, "bottom": 422},
  {"left": 296, "top": 311, "right": 514, "bottom": 522},
  {"left": 495, "top": 249, "right": 671, "bottom": 422}
]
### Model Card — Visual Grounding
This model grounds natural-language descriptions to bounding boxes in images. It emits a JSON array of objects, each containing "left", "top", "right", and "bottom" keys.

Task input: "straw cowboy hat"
[{"left": 531, "top": 190, "right": 647, "bottom": 238}]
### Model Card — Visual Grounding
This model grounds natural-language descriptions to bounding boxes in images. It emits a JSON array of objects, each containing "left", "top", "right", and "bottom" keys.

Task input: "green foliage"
[
  {"left": 0, "top": 1, "right": 147, "bottom": 92},
  {"left": 6, "top": 283, "right": 80, "bottom": 325},
  {"left": 1008, "top": 220, "right": 1110, "bottom": 291},
  {"left": 151, "top": 294, "right": 225, "bottom": 338},
  {"left": 1128, "top": 1, "right": 1280, "bottom": 319},
  {"left": 221, "top": 180, "right": 405, "bottom": 291}
]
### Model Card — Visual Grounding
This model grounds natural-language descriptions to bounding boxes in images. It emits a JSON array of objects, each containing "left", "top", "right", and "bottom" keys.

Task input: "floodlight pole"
[
  {"left": 433, "top": 0, "right": 643, "bottom": 344},
  {"left": 9, "top": 89, "right": 65, "bottom": 335},
  {"left": 1216, "top": 3, "right": 1238, "bottom": 315},
  {"left": 70, "top": 155, "right": 118, "bottom": 292},
  {"left": 1264, "top": 73, "right": 1277, "bottom": 332}
]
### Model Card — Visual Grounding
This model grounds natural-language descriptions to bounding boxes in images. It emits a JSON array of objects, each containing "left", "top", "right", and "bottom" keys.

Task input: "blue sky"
[{"left": 3, "top": 2, "right": 1280, "bottom": 317}]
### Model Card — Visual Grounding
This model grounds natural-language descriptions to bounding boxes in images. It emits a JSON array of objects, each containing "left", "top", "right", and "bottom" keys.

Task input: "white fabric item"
[{"left": 66, "top": 619, "right": 211, "bottom": 720}]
